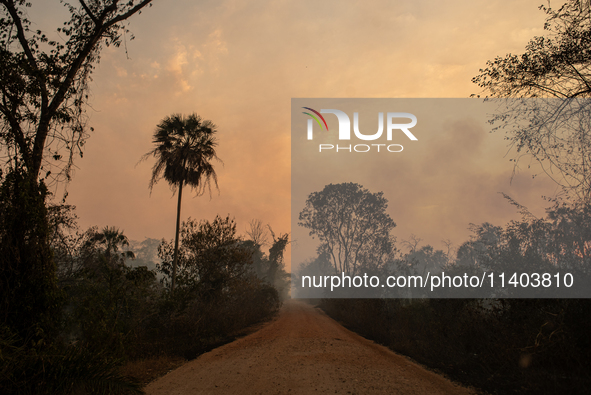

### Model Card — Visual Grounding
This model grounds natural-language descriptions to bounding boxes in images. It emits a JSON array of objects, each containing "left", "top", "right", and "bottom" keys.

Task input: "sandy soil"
[{"left": 145, "top": 300, "right": 475, "bottom": 395}]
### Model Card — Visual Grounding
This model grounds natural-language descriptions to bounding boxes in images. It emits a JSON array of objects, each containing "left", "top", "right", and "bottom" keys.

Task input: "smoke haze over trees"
[
  {"left": 313, "top": 2, "right": 591, "bottom": 393},
  {"left": 0, "top": 2, "right": 285, "bottom": 392}
]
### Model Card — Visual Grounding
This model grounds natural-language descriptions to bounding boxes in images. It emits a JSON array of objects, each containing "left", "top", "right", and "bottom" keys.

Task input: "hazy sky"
[
  {"left": 30, "top": 0, "right": 556, "bottom": 271},
  {"left": 290, "top": 99, "right": 560, "bottom": 267}
]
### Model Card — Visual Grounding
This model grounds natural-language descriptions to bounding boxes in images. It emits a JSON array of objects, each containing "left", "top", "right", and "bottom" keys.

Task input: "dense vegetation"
[
  {"left": 0, "top": 190, "right": 286, "bottom": 394},
  {"left": 296, "top": 182, "right": 591, "bottom": 393},
  {"left": 322, "top": 297, "right": 591, "bottom": 394},
  {"left": 309, "top": 3, "right": 591, "bottom": 392},
  {"left": 315, "top": 198, "right": 591, "bottom": 394}
]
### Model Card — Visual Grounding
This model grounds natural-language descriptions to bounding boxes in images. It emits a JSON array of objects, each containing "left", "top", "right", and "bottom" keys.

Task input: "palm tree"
[
  {"left": 84, "top": 226, "right": 135, "bottom": 269},
  {"left": 91, "top": 226, "right": 132, "bottom": 257},
  {"left": 142, "top": 113, "right": 220, "bottom": 294}
]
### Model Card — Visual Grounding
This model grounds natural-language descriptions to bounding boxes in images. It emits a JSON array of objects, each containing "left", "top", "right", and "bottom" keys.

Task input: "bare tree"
[
  {"left": 402, "top": 234, "right": 422, "bottom": 254},
  {"left": 246, "top": 219, "right": 269, "bottom": 247}
]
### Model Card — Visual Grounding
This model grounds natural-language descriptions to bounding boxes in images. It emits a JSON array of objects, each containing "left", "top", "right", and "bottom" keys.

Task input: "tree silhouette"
[
  {"left": 87, "top": 226, "right": 135, "bottom": 263},
  {"left": 0, "top": 0, "right": 153, "bottom": 352},
  {"left": 142, "top": 113, "right": 220, "bottom": 294},
  {"left": 267, "top": 228, "right": 289, "bottom": 287},
  {"left": 0, "top": 0, "right": 153, "bottom": 183},
  {"left": 246, "top": 219, "right": 269, "bottom": 247},
  {"left": 472, "top": 0, "right": 591, "bottom": 202},
  {"left": 298, "top": 182, "right": 396, "bottom": 275},
  {"left": 473, "top": 1, "right": 591, "bottom": 99}
]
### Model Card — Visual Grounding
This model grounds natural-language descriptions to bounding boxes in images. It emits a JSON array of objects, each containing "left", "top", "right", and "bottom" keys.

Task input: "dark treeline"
[
  {"left": 315, "top": 198, "right": 591, "bottom": 394},
  {"left": 1, "top": 187, "right": 287, "bottom": 394},
  {"left": 322, "top": 298, "right": 591, "bottom": 394}
]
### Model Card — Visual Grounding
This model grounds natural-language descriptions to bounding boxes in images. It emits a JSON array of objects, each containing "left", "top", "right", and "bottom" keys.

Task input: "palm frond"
[{"left": 143, "top": 113, "right": 221, "bottom": 197}]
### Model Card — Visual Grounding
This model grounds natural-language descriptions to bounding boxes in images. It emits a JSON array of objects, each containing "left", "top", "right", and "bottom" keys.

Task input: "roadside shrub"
[
  {"left": 0, "top": 326, "right": 142, "bottom": 395},
  {"left": 144, "top": 276, "right": 280, "bottom": 360},
  {"left": 321, "top": 298, "right": 591, "bottom": 394}
]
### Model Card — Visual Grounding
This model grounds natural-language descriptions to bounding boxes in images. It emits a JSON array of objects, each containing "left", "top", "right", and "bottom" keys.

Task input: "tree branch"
[
  {"left": 567, "top": 60, "right": 591, "bottom": 94},
  {"left": 0, "top": 0, "right": 39, "bottom": 74},
  {"left": 0, "top": 0, "right": 49, "bottom": 111},
  {"left": 79, "top": 0, "right": 98, "bottom": 25},
  {"left": 30, "top": 0, "right": 153, "bottom": 179},
  {"left": 0, "top": 98, "right": 30, "bottom": 166},
  {"left": 105, "top": 0, "right": 153, "bottom": 28},
  {"left": 97, "top": 0, "right": 119, "bottom": 25}
]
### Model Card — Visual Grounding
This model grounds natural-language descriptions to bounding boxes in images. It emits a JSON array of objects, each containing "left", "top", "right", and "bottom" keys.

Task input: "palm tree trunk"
[{"left": 171, "top": 178, "right": 184, "bottom": 295}]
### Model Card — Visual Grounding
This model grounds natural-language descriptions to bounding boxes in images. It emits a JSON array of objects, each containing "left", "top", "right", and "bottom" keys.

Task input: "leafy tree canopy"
[
  {"left": 0, "top": 0, "right": 153, "bottom": 183},
  {"left": 157, "top": 215, "right": 254, "bottom": 301},
  {"left": 473, "top": 1, "right": 591, "bottom": 98},
  {"left": 473, "top": 0, "right": 591, "bottom": 202},
  {"left": 298, "top": 182, "right": 396, "bottom": 275}
]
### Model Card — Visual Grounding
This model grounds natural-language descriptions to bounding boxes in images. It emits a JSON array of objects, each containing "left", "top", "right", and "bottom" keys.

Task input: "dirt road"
[{"left": 145, "top": 300, "right": 475, "bottom": 395}]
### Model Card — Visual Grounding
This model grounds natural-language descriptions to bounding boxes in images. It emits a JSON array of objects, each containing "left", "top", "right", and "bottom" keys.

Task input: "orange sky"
[
  {"left": 290, "top": 99, "right": 560, "bottom": 267},
  {"left": 31, "top": 0, "right": 556, "bottom": 271}
]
